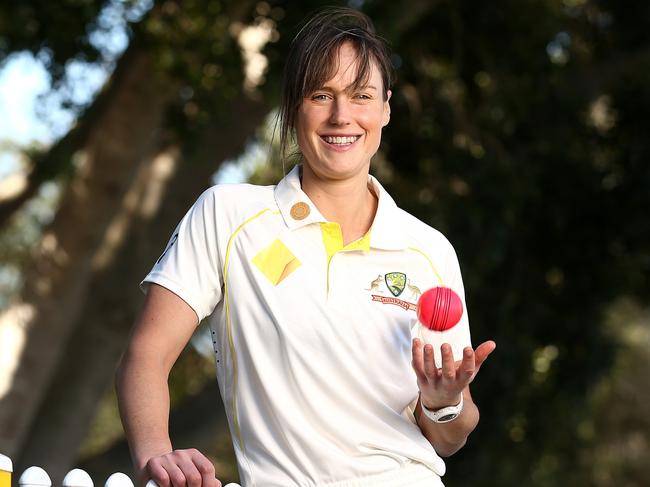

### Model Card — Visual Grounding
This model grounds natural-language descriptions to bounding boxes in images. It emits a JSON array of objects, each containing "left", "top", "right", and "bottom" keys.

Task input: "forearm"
[
  {"left": 115, "top": 350, "right": 174, "bottom": 471},
  {"left": 415, "top": 388, "right": 479, "bottom": 457}
]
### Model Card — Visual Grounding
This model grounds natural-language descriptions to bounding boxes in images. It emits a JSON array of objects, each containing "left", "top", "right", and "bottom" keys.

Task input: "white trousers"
[{"left": 320, "top": 462, "right": 444, "bottom": 487}]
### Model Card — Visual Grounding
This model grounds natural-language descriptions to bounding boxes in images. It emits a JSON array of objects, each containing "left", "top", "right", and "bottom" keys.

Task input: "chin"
[{"left": 320, "top": 164, "right": 370, "bottom": 181}]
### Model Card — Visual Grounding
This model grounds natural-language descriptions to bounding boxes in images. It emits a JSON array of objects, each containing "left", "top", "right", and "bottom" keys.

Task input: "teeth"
[{"left": 323, "top": 136, "right": 359, "bottom": 145}]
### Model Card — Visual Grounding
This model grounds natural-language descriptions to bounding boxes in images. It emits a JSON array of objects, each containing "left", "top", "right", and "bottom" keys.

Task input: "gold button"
[{"left": 290, "top": 202, "right": 310, "bottom": 220}]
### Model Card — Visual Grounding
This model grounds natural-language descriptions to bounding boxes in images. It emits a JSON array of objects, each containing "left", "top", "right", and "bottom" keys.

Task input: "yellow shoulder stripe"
[
  {"left": 222, "top": 207, "right": 274, "bottom": 457},
  {"left": 408, "top": 246, "right": 443, "bottom": 285}
]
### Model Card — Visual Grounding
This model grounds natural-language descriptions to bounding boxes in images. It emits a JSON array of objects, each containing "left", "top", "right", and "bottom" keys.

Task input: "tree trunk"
[{"left": 0, "top": 43, "right": 177, "bottom": 459}]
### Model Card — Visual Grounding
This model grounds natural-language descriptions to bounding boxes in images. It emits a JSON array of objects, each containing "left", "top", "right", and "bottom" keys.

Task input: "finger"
[
  {"left": 411, "top": 338, "right": 428, "bottom": 383},
  {"left": 423, "top": 343, "right": 438, "bottom": 379},
  {"left": 440, "top": 343, "right": 456, "bottom": 383},
  {"left": 174, "top": 451, "right": 203, "bottom": 487},
  {"left": 146, "top": 459, "right": 171, "bottom": 487},
  {"left": 458, "top": 346, "right": 475, "bottom": 383},
  {"left": 159, "top": 461, "right": 186, "bottom": 487},
  {"left": 189, "top": 449, "right": 217, "bottom": 487},
  {"left": 474, "top": 340, "right": 497, "bottom": 368}
]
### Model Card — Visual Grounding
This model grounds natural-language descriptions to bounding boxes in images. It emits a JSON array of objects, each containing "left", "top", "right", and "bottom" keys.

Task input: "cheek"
[
  {"left": 295, "top": 114, "right": 312, "bottom": 147},
  {"left": 360, "top": 112, "right": 385, "bottom": 142},
  {"left": 296, "top": 109, "right": 322, "bottom": 136},
  {"left": 295, "top": 130, "right": 311, "bottom": 158},
  {"left": 359, "top": 106, "right": 386, "bottom": 129},
  {"left": 363, "top": 112, "right": 385, "bottom": 153}
]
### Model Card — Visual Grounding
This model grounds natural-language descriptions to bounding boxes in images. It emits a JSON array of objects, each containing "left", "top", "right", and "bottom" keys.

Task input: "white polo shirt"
[{"left": 142, "top": 165, "right": 472, "bottom": 487}]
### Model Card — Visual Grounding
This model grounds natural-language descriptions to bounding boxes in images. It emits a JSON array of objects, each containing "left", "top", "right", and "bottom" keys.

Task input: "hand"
[
  {"left": 141, "top": 448, "right": 222, "bottom": 487},
  {"left": 411, "top": 339, "right": 496, "bottom": 410}
]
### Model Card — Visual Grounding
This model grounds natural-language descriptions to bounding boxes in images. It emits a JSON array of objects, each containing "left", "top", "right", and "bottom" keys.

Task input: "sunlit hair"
[{"left": 278, "top": 7, "right": 393, "bottom": 164}]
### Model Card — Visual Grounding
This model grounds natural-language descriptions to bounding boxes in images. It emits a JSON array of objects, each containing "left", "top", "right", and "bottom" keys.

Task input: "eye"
[
  {"left": 354, "top": 93, "right": 372, "bottom": 100},
  {"left": 311, "top": 93, "right": 330, "bottom": 101}
]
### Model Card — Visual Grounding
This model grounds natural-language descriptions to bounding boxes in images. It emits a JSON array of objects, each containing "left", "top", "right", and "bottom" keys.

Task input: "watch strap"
[{"left": 421, "top": 394, "right": 464, "bottom": 423}]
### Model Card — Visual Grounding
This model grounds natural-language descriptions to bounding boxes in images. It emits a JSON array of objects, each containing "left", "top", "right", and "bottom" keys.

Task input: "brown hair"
[{"left": 278, "top": 7, "right": 393, "bottom": 162}]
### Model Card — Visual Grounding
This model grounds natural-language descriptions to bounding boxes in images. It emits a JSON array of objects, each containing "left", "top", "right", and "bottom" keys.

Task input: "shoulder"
[
  {"left": 397, "top": 206, "right": 457, "bottom": 257},
  {"left": 178, "top": 183, "right": 278, "bottom": 239},
  {"left": 193, "top": 182, "right": 276, "bottom": 216},
  {"left": 199, "top": 182, "right": 274, "bottom": 203}
]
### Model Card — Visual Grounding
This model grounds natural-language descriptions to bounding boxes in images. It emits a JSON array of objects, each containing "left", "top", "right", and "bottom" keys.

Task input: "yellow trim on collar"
[
  {"left": 320, "top": 222, "right": 371, "bottom": 294},
  {"left": 320, "top": 222, "right": 371, "bottom": 262}
]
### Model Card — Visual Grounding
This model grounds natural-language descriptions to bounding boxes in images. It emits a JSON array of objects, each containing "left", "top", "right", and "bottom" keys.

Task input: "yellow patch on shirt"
[{"left": 252, "top": 239, "right": 301, "bottom": 285}]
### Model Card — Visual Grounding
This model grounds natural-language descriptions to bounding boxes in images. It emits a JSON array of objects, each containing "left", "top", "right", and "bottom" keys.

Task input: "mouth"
[{"left": 320, "top": 135, "right": 362, "bottom": 147}]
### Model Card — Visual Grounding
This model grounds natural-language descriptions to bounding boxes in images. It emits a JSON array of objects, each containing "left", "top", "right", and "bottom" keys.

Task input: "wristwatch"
[{"left": 421, "top": 394, "right": 464, "bottom": 423}]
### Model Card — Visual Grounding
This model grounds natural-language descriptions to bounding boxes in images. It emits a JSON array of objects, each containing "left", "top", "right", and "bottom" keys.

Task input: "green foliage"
[
  {"left": 0, "top": 0, "right": 105, "bottom": 72},
  {"left": 140, "top": 0, "right": 248, "bottom": 137},
  {"left": 579, "top": 299, "right": 650, "bottom": 486},
  {"left": 365, "top": 1, "right": 649, "bottom": 484}
]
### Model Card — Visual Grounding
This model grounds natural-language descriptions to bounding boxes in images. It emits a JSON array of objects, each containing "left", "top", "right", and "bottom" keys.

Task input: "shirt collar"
[
  {"left": 274, "top": 165, "right": 328, "bottom": 230},
  {"left": 367, "top": 174, "right": 409, "bottom": 250},
  {"left": 274, "top": 165, "right": 408, "bottom": 250}
]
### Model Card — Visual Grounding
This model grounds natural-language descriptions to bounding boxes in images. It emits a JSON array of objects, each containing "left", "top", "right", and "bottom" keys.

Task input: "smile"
[{"left": 320, "top": 135, "right": 361, "bottom": 146}]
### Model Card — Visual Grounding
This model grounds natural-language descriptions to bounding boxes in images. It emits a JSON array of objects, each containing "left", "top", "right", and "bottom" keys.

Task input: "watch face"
[{"left": 438, "top": 413, "right": 459, "bottom": 422}]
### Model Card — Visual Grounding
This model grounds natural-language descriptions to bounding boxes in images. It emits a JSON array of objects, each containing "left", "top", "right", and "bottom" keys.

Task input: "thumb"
[{"left": 474, "top": 340, "right": 496, "bottom": 368}]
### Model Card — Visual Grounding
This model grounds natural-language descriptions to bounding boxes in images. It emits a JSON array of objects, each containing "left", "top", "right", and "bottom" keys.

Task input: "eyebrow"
[{"left": 319, "top": 84, "right": 379, "bottom": 92}]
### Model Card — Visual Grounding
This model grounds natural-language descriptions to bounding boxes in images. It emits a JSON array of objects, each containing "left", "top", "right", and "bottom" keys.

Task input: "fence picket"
[
  {"left": 104, "top": 473, "right": 133, "bottom": 487},
  {"left": 18, "top": 467, "right": 51, "bottom": 487},
  {"left": 62, "top": 469, "right": 93, "bottom": 487}
]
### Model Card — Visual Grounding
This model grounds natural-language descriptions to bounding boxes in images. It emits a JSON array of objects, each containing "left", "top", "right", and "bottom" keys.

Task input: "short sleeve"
[
  {"left": 412, "top": 242, "right": 472, "bottom": 367},
  {"left": 141, "top": 188, "right": 223, "bottom": 322}
]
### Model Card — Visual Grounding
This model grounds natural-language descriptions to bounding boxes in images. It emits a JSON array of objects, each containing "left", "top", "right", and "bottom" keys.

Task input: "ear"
[{"left": 382, "top": 90, "right": 392, "bottom": 127}]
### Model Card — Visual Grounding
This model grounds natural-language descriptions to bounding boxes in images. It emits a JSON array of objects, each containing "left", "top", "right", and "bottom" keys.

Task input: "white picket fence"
[{"left": 0, "top": 454, "right": 241, "bottom": 487}]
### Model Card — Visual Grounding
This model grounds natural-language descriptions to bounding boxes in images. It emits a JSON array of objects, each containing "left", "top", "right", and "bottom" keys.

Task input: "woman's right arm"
[{"left": 115, "top": 283, "right": 221, "bottom": 487}]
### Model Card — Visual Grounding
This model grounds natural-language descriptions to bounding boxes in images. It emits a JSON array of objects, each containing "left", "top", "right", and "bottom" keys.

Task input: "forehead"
[{"left": 317, "top": 42, "right": 383, "bottom": 91}]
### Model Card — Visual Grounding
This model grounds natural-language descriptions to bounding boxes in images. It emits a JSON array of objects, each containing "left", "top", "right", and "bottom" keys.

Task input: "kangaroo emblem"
[
  {"left": 407, "top": 279, "right": 422, "bottom": 299},
  {"left": 366, "top": 274, "right": 383, "bottom": 291}
]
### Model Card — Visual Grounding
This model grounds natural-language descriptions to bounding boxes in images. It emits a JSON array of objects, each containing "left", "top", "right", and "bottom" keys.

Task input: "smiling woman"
[{"left": 115, "top": 7, "right": 495, "bottom": 487}]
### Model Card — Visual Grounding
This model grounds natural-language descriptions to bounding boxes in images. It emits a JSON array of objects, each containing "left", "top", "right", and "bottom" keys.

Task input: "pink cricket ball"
[{"left": 417, "top": 286, "right": 463, "bottom": 331}]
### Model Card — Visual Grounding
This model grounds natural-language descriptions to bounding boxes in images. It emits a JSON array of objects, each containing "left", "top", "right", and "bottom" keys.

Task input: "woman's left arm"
[{"left": 411, "top": 339, "right": 496, "bottom": 456}]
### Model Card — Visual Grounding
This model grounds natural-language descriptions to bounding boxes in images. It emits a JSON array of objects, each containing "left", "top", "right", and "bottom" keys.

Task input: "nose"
[{"left": 328, "top": 97, "right": 351, "bottom": 125}]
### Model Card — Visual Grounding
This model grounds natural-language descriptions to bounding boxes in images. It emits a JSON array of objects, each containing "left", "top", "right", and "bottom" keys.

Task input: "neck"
[{"left": 300, "top": 165, "right": 378, "bottom": 245}]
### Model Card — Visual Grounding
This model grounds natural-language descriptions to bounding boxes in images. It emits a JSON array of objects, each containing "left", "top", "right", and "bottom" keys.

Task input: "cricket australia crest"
[
  {"left": 384, "top": 272, "right": 406, "bottom": 297},
  {"left": 366, "top": 272, "right": 418, "bottom": 312}
]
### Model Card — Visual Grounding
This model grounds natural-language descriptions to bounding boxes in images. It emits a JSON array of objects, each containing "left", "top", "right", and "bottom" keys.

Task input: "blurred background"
[{"left": 0, "top": 0, "right": 648, "bottom": 485}]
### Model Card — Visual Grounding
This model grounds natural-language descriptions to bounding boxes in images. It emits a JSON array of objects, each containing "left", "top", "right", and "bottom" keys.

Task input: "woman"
[{"left": 116, "top": 8, "right": 495, "bottom": 487}]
